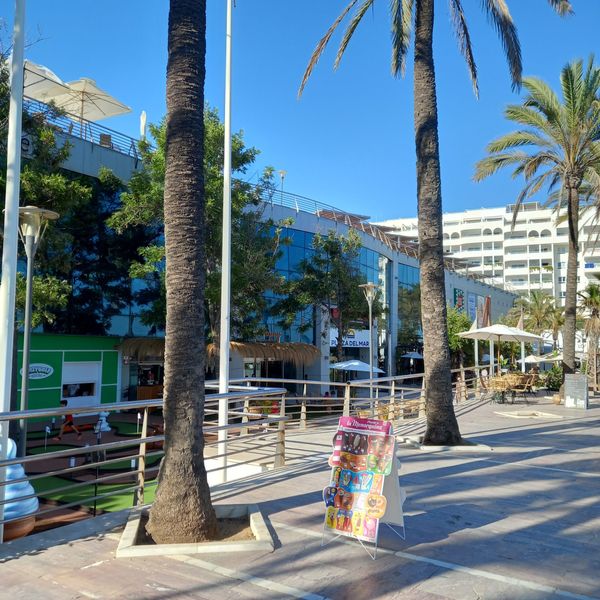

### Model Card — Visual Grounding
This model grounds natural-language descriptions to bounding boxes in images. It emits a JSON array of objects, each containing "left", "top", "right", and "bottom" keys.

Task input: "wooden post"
[
  {"left": 136, "top": 407, "right": 149, "bottom": 506},
  {"left": 389, "top": 380, "right": 396, "bottom": 424},
  {"left": 343, "top": 384, "right": 351, "bottom": 417},
  {"left": 300, "top": 398, "right": 307, "bottom": 430},
  {"left": 274, "top": 393, "right": 286, "bottom": 468},
  {"left": 419, "top": 378, "right": 427, "bottom": 418},
  {"left": 240, "top": 397, "right": 250, "bottom": 437}
]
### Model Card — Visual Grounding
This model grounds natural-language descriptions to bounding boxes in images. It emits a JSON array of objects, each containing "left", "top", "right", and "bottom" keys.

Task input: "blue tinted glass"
[{"left": 288, "top": 245, "right": 305, "bottom": 271}]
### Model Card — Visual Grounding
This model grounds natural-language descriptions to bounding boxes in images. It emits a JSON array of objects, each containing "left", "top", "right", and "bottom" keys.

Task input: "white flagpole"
[{"left": 217, "top": 0, "right": 233, "bottom": 484}]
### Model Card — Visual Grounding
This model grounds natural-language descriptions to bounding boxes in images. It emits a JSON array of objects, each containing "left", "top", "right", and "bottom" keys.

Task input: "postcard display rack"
[{"left": 322, "top": 416, "right": 406, "bottom": 559}]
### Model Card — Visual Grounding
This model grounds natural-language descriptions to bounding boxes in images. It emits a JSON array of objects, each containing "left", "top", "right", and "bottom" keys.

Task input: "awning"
[{"left": 116, "top": 338, "right": 319, "bottom": 367}]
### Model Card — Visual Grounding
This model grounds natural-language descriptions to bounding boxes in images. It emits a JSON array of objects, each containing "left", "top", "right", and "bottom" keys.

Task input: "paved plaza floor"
[{"left": 2, "top": 395, "right": 600, "bottom": 599}]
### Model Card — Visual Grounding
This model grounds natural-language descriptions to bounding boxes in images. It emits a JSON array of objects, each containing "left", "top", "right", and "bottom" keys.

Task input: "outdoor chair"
[
  {"left": 99, "top": 133, "right": 113, "bottom": 149},
  {"left": 489, "top": 376, "right": 510, "bottom": 404},
  {"left": 508, "top": 374, "right": 531, "bottom": 404}
]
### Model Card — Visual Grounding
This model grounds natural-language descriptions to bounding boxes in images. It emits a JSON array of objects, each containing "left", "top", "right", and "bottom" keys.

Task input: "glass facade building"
[{"left": 264, "top": 227, "right": 389, "bottom": 348}]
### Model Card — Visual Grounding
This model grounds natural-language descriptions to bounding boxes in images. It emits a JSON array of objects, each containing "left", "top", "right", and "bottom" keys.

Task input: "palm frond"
[
  {"left": 449, "top": 0, "right": 478, "bottom": 97},
  {"left": 522, "top": 76, "right": 563, "bottom": 124},
  {"left": 504, "top": 104, "right": 555, "bottom": 134},
  {"left": 481, "top": 0, "right": 522, "bottom": 89},
  {"left": 473, "top": 151, "right": 529, "bottom": 181},
  {"left": 335, "top": 0, "right": 375, "bottom": 70},
  {"left": 546, "top": 0, "right": 574, "bottom": 16},
  {"left": 521, "top": 153, "right": 556, "bottom": 180},
  {"left": 583, "top": 164, "right": 600, "bottom": 201},
  {"left": 561, "top": 58, "right": 584, "bottom": 129},
  {"left": 510, "top": 176, "right": 548, "bottom": 228},
  {"left": 391, "top": 0, "right": 414, "bottom": 76},
  {"left": 298, "top": 0, "right": 359, "bottom": 97},
  {"left": 487, "top": 130, "right": 553, "bottom": 153}
]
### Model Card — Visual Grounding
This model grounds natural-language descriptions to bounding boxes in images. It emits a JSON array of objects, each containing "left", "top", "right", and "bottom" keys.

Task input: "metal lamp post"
[
  {"left": 17, "top": 206, "right": 59, "bottom": 457},
  {"left": 0, "top": 0, "right": 26, "bottom": 544},
  {"left": 359, "top": 282, "right": 378, "bottom": 401}
]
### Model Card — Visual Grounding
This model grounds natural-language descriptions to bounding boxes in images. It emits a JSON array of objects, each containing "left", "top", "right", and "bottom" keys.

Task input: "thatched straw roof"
[
  {"left": 207, "top": 341, "right": 319, "bottom": 367},
  {"left": 117, "top": 337, "right": 166, "bottom": 362},
  {"left": 116, "top": 337, "right": 319, "bottom": 367}
]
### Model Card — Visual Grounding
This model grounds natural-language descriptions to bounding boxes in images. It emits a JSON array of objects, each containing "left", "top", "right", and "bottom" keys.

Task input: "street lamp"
[
  {"left": 0, "top": 0, "right": 26, "bottom": 544},
  {"left": 17, "top": 206, "right": 59, "bottom": 457},
  {"left": 278, "top": 170, "right": 287, "bottom": 204},
  {"left": 359, "top": 282, "right": 379, "bottom": 402}
]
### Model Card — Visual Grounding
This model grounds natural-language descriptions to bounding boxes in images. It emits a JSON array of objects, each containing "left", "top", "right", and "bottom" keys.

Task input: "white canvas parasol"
[
  {"left": 23, "top": 61, "right": 130, "bottom": 123},
  {"left": 401, "top": 351, "right": 423, "bottom": 359},
  {"left": 458, "top": 324, "right": 542, "bottom": 344},
  {"left": 459, "top": 324, "right": 542, "bottom": 375},
  {"left": 329, "top": 360, "right": 384, "bottom": 373},
  {"left": 23, "top": 60, "right": 66, "bottom": 100},
  {"left": 42, "top": 77, "right": 131, "bottom": 122}
]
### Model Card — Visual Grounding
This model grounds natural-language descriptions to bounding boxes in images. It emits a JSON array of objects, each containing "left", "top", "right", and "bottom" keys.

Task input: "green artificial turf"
[{"left": 33, "top": 475, "right": 156, "bottom": 512}]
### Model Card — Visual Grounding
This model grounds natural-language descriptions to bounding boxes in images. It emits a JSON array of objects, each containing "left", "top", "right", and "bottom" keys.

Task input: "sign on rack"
[
  {"left": 564, "top": 374, "right": 589, "bottom": 409},
  {"left": 322, "top": 416, "right": 405, "bottom": 557}
]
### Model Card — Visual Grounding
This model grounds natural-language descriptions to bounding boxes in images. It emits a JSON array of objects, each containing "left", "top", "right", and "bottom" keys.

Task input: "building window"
[{"left": 558, "top": 276, "right": 566, "bottom": 283}]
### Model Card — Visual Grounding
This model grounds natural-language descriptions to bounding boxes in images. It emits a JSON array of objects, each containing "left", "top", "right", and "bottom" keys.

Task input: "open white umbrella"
[
  {"left": 23, "top": 61, "right": 130, "bottom": 123},
  {"left": 517, "top": 354, "right": 540, "bottom": 364},
  {"left": 42, "top": 77, "right": 131, "bottom": 123},
  {"left": 401, "top": 351, "right": 423, "bottom": 359},
  {"left": 459, "top": 324, "right": 541, "bottom": 344},
  {"left": 329, "top": 360, "right": 384, "bottom": 373},
  {"left": 23, "top": 60, "right": 66, "bottom": 100},
  {"left": 459, "top": 324, "right": 542, "bottom": 375},
  {"left": 537, "top": 352, "right": 584, "bottom": 364}
]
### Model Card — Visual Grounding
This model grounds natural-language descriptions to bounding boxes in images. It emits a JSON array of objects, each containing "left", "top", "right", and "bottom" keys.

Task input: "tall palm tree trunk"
[
  {"left": 146, "top": 0, "right": 217, "bottom": 543},
  {"left": 414, "top": 0, "right": 461, "bottom": 444},
  {"left": 563, "top": 183, "right": 579, "bottom": 378}
]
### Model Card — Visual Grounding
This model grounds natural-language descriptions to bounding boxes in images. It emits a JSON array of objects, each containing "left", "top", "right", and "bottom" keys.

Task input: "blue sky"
[{"left": 10, "top": 1, "right": 600, "bottom": 221}]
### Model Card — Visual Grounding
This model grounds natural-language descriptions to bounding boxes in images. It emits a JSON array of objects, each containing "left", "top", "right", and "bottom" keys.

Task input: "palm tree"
[
  {"left": 299, "top": 0, "right": 572, "bottom": 445},
  {"left": 579, "top": 283, "right": 600, "bottom": 390},
  {"left": 550, "top": 306, "right": 565, "bottom": 351},
  {"left": 475, "top": 58, "right": 600, "bottom": 380},
  {"left": 146, "top": 0, "right": 217, "bottom": 543},
  {"left": 515, "top": 290, "right": 555, "bottom": 336}
]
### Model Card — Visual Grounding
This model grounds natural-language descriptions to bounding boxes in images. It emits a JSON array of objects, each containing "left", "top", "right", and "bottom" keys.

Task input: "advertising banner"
[
  {"left": 453, "top": 288, "right": 465, "bottom": 312},
  {"left": 477, "top": 296, "right": 486, "bottom": 327},
  {"left": 323, "top": 416, "right": 404, "bottom": 546},
  {"left": 467, "top": 293, "right": 477, "bottom": 322}
]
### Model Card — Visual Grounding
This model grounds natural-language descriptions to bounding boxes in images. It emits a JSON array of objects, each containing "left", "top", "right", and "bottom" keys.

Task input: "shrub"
[{"left": 544, "top": 364, "right": 563, "bottom": 391}]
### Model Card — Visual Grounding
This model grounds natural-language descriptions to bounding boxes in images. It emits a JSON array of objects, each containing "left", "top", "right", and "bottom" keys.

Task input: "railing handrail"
[
  {"left": 23, "top": 96, "right": 141, "bottom": 160},
  {"left": 0, "top": 385, "right": 287, "bottom": 422},
  {"left": 0, "top": 371, "right": 494, "bottom": 538}
]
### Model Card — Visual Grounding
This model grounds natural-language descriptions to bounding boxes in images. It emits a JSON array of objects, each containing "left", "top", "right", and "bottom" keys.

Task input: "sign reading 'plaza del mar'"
[{"left": 329, "top": 328, "right": 370, "bottom": 348}]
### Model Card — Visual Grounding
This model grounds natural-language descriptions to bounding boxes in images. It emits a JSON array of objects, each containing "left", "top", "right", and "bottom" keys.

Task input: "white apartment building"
[{"left": 375, "top": 201, "right": 600, "bottom": 302}]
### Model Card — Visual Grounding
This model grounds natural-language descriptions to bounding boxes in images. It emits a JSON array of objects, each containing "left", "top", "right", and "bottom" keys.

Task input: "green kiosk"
[{"left": 17, "top": 333, "right": 121, "bottom": 412}]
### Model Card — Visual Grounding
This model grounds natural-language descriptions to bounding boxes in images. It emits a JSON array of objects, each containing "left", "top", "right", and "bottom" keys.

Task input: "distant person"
[
  {"left": 53, "top": 399, "right": 82, "bottom": 441},
  {"left": 479, "top": 368, "right": 489, "bottom": 390},
  {"left": 324, "top": 391, "right": 332, "bottom": 413}
]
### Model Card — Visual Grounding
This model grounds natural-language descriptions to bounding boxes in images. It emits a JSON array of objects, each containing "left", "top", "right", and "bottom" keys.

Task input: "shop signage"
[
  {"left": 323, "top": 416, "right": 405, "bottom": 550},
  {"left": 22, "top": 363, "right": 54, "bottom": 380},
  {"left": 330, "top": 328, "right": 370, "bottom": 348}
]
